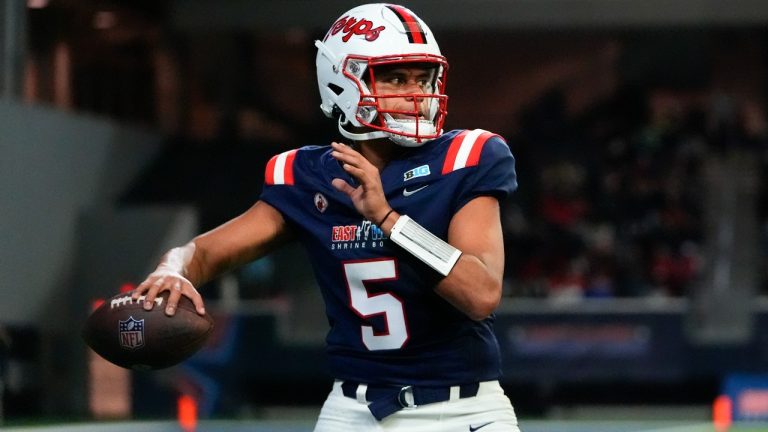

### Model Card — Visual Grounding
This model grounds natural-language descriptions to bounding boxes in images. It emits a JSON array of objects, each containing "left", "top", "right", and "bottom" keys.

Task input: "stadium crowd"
[{"left": 500, "top": 86, "right": 767, "bottom": 300}]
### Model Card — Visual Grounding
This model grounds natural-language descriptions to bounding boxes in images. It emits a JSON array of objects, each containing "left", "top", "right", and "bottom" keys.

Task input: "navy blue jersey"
[{"left": 259, "top": 129, "right": 517, "bottom": 386}]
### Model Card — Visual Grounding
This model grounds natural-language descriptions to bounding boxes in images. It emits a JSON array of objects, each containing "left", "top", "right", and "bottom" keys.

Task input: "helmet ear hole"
[{"left": 328, "top": 84, "right": 344, "bottom": 96}]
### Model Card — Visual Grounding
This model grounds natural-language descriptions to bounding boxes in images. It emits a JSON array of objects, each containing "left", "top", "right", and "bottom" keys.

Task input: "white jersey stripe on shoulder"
[
  {"left": 273, "top": 151, "right": 291, "bottom": 185},
  {"left": 452, "top": 129, "right": 486, "bottom": 171}
]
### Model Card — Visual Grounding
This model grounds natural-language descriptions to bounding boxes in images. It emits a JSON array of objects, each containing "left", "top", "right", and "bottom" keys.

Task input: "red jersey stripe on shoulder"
[
  {"left": 441, "top": 130, "right": 470, "bottom": 174},
  {"left": 465, "top": 130, "right": 496, "bottom": 168},
  {"left": 442, "top": 129, "right": 499, "bottom": 174},
  {"left": 265, "top": 149, "right": 298, "bottom": 185},
  {"left": 265, "top": 155, "right": 277, "bottom": 185}
]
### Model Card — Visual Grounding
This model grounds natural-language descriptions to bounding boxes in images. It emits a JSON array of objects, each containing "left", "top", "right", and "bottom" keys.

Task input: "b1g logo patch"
[
  {"left": 119, "top": 317, "right": 145, "bottom": 350},
  {"left": 403, "top": 164, "right": 430, "bottom": 181}
]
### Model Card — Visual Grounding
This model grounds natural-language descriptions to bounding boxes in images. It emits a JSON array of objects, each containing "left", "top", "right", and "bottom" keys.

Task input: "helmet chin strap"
[
  {"left": 337, "top": 117, "right": 390, "bottom": 141},
  {"left": 337, "top": 115, "right": 437, "bottom": 147}
]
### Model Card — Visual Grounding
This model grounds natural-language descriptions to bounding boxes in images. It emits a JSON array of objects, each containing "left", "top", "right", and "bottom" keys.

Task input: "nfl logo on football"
[{"left": 119, "top": 316, "right": 145, "bottom": 350}]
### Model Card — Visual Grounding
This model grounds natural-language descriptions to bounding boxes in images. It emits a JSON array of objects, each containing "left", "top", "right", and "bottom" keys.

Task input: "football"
[{"left": 82, "top": 291, "right": 214, "bottom": 370}]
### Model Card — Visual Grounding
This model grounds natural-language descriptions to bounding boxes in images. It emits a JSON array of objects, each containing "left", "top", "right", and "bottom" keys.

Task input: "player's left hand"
[{"left": 330, "top": 142, "right": 391, "bottom": 224}]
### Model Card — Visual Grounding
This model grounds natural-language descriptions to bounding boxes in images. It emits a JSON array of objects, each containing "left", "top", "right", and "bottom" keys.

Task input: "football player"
[{"left": 134, "top": 3, "right": 521, "bottom": 431}]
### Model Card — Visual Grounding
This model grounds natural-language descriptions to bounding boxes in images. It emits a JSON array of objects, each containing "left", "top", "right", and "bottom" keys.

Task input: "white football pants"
[{"left": 313, "top": 380, "right": 521, "bottom": 432}]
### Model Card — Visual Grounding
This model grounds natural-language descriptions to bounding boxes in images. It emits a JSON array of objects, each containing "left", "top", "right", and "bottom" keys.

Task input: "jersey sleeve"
[{"left": 445, "top": 130, "right": 518, "bottom": 212}]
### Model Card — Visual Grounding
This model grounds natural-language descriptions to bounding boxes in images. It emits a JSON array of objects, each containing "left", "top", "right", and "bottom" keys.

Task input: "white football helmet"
[{"left": 315, "top": 3, "right": 448, "bottom": 147}]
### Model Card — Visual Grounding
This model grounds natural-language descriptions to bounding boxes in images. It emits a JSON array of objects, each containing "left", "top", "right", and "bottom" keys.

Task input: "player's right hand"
[
  {"left": 330, "top": 142, "right": 392, "bottom": 225},
  {"left": 132, "top": 269, "right": 206, "bottom": 317}
]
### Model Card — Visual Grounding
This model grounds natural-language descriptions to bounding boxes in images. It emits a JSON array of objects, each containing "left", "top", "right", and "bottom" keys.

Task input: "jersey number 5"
[{"left": 344, "top": 259, "right": 409, "bottom": 351}]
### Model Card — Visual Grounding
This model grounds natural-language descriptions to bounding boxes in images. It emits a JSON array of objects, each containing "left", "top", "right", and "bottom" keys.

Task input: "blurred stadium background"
[{"left": 2, "top": 0, "right": 768, "bottom": 430}]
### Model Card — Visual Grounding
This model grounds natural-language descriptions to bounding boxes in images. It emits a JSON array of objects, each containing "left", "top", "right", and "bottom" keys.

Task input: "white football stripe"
[
  {"left": 452, "top": 128, "right": 486, "bottom": 171},
  {"left": 273, "top": 151, "right": 290, "bottom": 185}
]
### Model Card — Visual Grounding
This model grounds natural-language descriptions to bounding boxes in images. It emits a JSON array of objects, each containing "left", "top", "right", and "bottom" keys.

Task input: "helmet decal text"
[{"left": 327, "top": 15, "right": 386, "bottom": 43}]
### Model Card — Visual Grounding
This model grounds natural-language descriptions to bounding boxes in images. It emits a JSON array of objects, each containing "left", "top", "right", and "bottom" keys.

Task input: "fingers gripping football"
[
  {"left": 133, "top": 270, "right": 205, "bottom": 317},
  {"left": 330, "top": 142, "right": 391, "bottom": 224}
]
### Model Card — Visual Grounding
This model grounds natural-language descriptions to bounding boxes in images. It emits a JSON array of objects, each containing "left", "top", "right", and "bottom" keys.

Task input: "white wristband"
[
  {"left": 158, "top": 242, "right": 196, "bottom": 274},
  {"left": 152, "top": 242, "right": 196, "bottom": 282},
  {"left": 389, "top": 215, "right": 462, "bottom": 276}
]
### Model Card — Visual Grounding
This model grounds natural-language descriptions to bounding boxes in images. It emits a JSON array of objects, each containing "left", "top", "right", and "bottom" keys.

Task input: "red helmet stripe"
[
  {"left": 386, "top": 5, "right": 427, "bottom": 44},
  {"left": 265, "top": 149, "right": 298, "bottom": 185}
]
